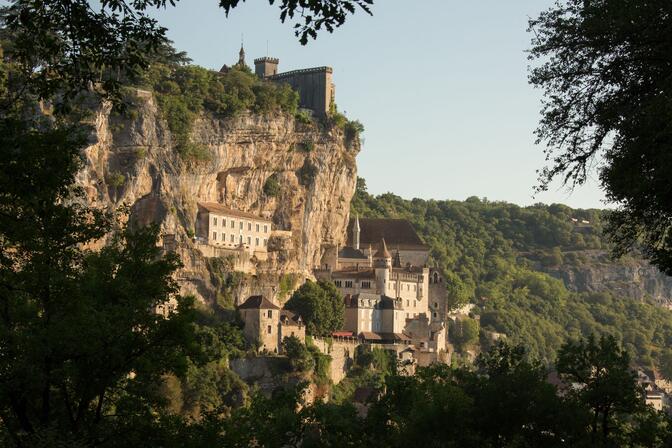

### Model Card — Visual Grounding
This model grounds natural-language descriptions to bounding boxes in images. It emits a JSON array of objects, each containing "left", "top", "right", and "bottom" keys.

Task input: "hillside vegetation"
[{"left": 351, "top": 179, "right": 672, "bottom": 373}]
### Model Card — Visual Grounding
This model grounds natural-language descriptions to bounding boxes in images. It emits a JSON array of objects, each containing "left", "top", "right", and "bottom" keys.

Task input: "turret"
[
  {"left": 254, "top": 56, "right": 279, "bottom": 78},
  {"left": 374, "top": 239, "right": 391, "bottom": 294},
  {"left": 353, "top": 215, "right": 361, "bottom": 250}
]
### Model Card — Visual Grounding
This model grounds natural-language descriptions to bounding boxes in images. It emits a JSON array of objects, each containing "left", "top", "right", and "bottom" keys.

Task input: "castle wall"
[
  {"left": 270, "top": 67, "right": 333, "bottom": 117},
  {"left": 312, "top": 337, "right": 358, "bottom": 384}
]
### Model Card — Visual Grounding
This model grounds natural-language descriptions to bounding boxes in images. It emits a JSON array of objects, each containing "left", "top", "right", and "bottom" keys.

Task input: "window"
[
  {"left": 222, "top": 219, "right": 226, "bottom": 227},
  {"left": 433, "top": 312, "right": 438, "bottom": 318},
  {"left": 256, "top": 223, "right": 260, "bottom": 232},
  {"left": 230, "top": 220, "right": 235, "bottom": 228},
  {"left": 230, "top": 234, "right": 234, "bottom": 243},
  {"left": 256, "top": 237, "right": 259, "bottom": 246},
  {"left": 263, "top": 238, "right": 267, "bottom": 245},
  {"left": 267, "top": 310, "right": 272, "bottom": 318},
  {"left": 239, "top": 235, "right": 243, "bottom": 244},
  {"left": 248, "top": 222, "right": 252, "bottom": 231},
  {"left": 413, "top": 284, "right": 416, "bottom": 291},
  {"left": 267, "top": 325, "right": 272, "bottom": 334},
  {"left": 239, "top": 221, "right": 243, "bottom": 230},
  {"left": 406, "top": 300, "right": 409, "bottom": 307},
  {"left": 212, "top": 232, "right": 217, "bottom": 240},
  {"left": 361, "top": 281, "right": 371, "bottom": 289},
  {"left": 434, "top": 302, "right": 438, "bottom": 309},
  {"left": 213, "top": 217, "right": 217, "bottom": 226},
  {"left": 345, "top": 280, "right": 353, "bottom": 288},
  {"left": 247, "top": 236, "right": 251, "bottom": 245},
  {"left": 334, "top": 280, "right": 342, "bottom": 287},
  {"left": 264, "top": 225, "right": 268, "bottom": 233}
]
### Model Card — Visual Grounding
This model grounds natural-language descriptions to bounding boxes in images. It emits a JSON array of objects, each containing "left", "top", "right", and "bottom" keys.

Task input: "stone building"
[
  {"left": 316, "top": 216, "right": 448, "bottom": 363},
  {"left": 253, "top": 56, "right": 334, "bottom": 117},
  {"left": 238, "top": 295, "right": 306, "bottom": 353},
  {"left": 239, "top": 295, "right": 281, "bottom": 352},
  {"left": 196, "top": 202, "right": 272, "bottom": 257}
]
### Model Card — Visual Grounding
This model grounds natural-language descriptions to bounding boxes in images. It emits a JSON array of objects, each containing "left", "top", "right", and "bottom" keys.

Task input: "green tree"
[
  {"left": 283, "top": 336, "right": 315, "bottom": 373},
  {"left": 528, "top": 0, "right": 672, "bottom": 274},
  {"left": 556, "top": 334, "right": 643, "bottom": 445},
  {"left": 285, "top": 280, "right": 344, "bottom": 336}
]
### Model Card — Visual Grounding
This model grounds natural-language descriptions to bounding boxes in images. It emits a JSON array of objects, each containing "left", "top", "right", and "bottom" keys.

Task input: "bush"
[
  {"left": 283, "top": 336, "right": 314, "bottom": 373},
  {"left": 106, "top": 170, "right": 125, "bottom": 188},
  {"left": 263, "top": 174, "right": 281, "bottom": 197},
  {"left": 295, "top": 141, "right": 315, "bottom": 153},
  {"left": 450, "top": 318, "right": 480, "bottom": 348}
]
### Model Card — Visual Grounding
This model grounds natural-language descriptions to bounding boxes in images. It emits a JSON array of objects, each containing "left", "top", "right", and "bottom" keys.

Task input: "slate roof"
[
  {"left": 374, "top": 238, "right": 391, "bottom": 259},
  {"left": 338, "top": 246, "right": 368, "bottom": 260},
  {"left": 331, "top": 268, "right": 375, "bottom": 280},
  {"left": 347, "top": 218, "right": 429, "bottom": 250},
  {"left": 198, "top": 202, "right": 271, "bottom": 222},
  {"left": 238, "top": 295, "right": 280, "bottom": 310}
]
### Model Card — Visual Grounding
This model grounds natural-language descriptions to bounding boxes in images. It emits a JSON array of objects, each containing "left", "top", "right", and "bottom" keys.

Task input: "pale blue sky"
[{"left": 150, "top": 0, "right": 606, "bottom": 209}]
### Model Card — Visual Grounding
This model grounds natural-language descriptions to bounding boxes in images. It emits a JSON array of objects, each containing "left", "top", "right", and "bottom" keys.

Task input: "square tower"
[{"left": 254, "top": 57, "right": 279, "bottom": 78}]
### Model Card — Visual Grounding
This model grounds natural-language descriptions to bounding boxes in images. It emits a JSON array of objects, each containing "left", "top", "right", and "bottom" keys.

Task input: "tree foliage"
[
  {"left": 351, "top": 178, "right": 672, "bottom": 369},
  {"left": 285, "top": 280, "right": 344, "bottom": 336},
  {"left": 528, "top": 0, "right": 672, "bottom": 275}
]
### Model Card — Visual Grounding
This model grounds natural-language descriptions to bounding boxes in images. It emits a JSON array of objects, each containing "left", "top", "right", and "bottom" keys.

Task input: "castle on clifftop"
[{"left": 220, "top": 45, "right": 335, "bottom": 117}]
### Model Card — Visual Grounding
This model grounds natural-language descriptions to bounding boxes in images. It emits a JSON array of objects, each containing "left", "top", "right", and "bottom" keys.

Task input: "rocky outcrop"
[
  {"left": 77, "top": 91, "right": 359, "bottom": 304},
  {"left": 537, "top": 251, "right": 672, "bottom": 306}
]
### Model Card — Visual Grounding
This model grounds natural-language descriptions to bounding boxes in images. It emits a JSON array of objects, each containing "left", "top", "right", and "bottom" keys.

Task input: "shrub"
[
  {"left": 295, "top": 141, "right": 315, "bottom": 153},
  {"left": 106, "top": 170, "right": 125, "bottom": 188},
  {"left": 283, "top": 336, "right": 314, "bottom": 373},
  {"left": 263, "top": 174, "right": 281, "bottom": 197}
]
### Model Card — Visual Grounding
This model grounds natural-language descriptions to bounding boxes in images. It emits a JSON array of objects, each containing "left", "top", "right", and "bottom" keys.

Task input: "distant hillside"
[{"left": 351, "top": 178, "right": 672, "bottom": 373}]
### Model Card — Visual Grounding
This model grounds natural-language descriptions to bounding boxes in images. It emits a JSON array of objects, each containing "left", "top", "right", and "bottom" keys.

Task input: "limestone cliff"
[
  {"left": 533, "top": 251, "right": 672, "bottom": 306},
  {"left": 77, "top": 91, "right": 359, "bottom": 304}
]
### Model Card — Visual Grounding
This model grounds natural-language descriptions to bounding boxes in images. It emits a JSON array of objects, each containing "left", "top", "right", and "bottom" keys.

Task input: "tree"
[
  {"left": 556, "top": 334, "right": 643, "bottom": 445},
  {"left": 283, "top": 336, "right": 315, "bottom": 373},
  {"left": 284, "top": 280, "right": 344, "bottom": 336},
  {"left": 0, "top": 116, "right": 199, "bottom": 445},
  {"left": 528, "top": 0, "right": 672, "bottom": 274}
]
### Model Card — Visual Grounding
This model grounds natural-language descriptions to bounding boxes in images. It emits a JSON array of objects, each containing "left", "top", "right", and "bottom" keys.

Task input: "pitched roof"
[
  {"left": 198, "top": 202, "right": 271, "bottom": 222},
  {"left": 280, "top": 309, "right": 303, "bottom": 326},
  {"left": 347, "top": 218, "right": 429, "bottom": 250},
  {"left": 238, "top": 295, "right": 280, "bottom": 310},
  {"left": 338, "top": 246, "right": 368, "bottom": 260},
  {"left": 374, "top": 238, "right": 391, "bottom": 259}
]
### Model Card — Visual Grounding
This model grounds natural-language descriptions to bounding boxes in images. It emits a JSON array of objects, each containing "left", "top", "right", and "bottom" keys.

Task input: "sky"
[{"left": 149, "top": 0, "right": 608, "bottom": 209}]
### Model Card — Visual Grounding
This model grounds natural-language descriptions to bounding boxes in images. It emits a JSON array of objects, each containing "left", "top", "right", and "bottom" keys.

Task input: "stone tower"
[
  {"left": 254, "top": 57, "right": 279, "bottom": 78},
  {"left": 374, "top": 239, "right": 391, "bottom": 294}
]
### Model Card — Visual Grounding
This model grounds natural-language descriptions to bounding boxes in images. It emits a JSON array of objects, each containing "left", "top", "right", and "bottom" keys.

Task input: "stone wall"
[
  {"left": 312, "top": 337, "right": 359, "bottom": 384},
  {"left": 270, "top": 67, "right": 333, "bottom": 117}
]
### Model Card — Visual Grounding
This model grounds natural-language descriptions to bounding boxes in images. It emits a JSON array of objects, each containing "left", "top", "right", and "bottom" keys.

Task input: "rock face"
[
  {"left": 77, "top": 92, "right": 359, "bottom": 304},
  {"left": 538, "top": 251, "right": 672, "bottom": 306}
]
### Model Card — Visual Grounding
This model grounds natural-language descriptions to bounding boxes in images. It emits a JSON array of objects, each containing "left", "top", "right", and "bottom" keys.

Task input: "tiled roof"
[
  {"left": 238, "top": 295, "right": 280, "bottom": 310},
  {"left": 198, "top": 202, "right": 271, "bottom": 222},
  {"left": 338, "top": 246, "right": 368, "bottom": 260},
  {"left": 347, "top": 218, "right": 429, "bottom": 250}
]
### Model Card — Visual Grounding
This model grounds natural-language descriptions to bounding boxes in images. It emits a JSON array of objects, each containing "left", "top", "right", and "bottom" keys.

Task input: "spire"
[
  {"left": 353, "top": 214, "right": 361, "bottom": 250},
  {"left": 374, "top": 238, "right": 391, "bottom": 259},
  {"left": 393, "top": 247, "right": 401, "bottom": 268},
  {"left": 238, "top": 43, "right": 246, "bottom": 67}
]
